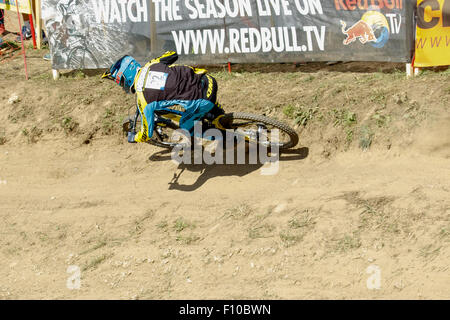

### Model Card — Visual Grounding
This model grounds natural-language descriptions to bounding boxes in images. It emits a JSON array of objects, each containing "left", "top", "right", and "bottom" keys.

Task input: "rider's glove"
[{"left": 127, "top": 132, "right": 137, "bottom": 143}]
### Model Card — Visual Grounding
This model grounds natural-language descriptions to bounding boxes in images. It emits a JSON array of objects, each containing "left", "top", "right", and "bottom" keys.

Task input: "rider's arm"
[{"left": 131, "top": 100, "right": 163, "bottom": 143}]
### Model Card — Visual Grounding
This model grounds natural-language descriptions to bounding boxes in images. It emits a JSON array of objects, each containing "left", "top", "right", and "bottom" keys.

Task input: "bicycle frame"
[{"left": 128, "top": 104, "right": 226, "bottom": 137}]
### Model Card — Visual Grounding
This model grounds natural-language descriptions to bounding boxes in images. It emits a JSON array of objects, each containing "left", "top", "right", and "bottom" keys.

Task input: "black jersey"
[{"left": 134, "top": 51, "right": 208, "bottom": 105}]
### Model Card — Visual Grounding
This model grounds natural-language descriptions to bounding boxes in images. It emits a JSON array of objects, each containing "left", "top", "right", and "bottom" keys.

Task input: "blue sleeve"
[{"left": 142, "top": 101, "right": 162, "bottom": 139}]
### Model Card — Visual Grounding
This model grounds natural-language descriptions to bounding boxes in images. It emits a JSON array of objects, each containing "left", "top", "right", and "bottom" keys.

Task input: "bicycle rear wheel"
[{"left": 219, "top": 112, "right": 298, "bottom": 150}]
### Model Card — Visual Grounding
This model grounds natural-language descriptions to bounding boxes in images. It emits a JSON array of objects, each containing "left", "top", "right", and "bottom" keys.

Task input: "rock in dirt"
[{"left": 8, "top": 94, "right": 20, "bottom": 104}]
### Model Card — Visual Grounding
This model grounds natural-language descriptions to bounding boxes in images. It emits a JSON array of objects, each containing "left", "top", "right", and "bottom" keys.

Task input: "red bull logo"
[
  {"left": 340, "top": 11, "right": 390, "bottom": 48},
  {"left": 341, "top": 20, "right": 376, "bottom": 45}
]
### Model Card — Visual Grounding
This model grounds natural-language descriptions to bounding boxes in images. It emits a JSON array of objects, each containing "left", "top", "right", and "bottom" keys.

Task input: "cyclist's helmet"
[{"left": 102, "top": 55, "right": 141, "bottom": 93}]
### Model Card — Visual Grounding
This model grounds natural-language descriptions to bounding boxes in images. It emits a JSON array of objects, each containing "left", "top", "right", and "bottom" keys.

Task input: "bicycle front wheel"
[{"left": 219, "top": 112, "right": 299, "bottom": 150}]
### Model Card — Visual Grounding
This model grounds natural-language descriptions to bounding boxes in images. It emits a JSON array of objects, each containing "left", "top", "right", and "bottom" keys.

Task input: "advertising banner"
[
  {"left": 42, "top": 0, "right": 415, "bottom": 69},
  {"left": 0, "top": 0, "right": 32, "bottom": 14},
  {"left": 415, "top": 0, "right": 450, "bottom": 67}
]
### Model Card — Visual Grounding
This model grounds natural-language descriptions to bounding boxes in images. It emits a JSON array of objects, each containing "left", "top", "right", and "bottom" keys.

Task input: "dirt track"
[{"left": 0, "top": 47, "right": 449, "bottom": 299}]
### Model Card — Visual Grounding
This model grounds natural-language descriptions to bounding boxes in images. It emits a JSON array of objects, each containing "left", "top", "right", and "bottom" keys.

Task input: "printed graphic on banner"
[
  {"left": 415, "top": 0, "right": 450, "bottom": 67},
  {"left": 0, "top": 0, "right": 32, "bottom": 14},
  {"left": 42, "top": 0, "right": 414, "bottom": 69},
  {"left": 341, "top": 11, "right": 390, "bottom": 48},
  {"left": 42, "top": 0, "right": 150, "bottom": 69}
]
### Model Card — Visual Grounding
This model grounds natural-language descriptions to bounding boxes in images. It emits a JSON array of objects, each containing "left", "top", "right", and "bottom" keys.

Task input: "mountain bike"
[{"left": 122, "top": 104, "right": 299, "bottom": 150}]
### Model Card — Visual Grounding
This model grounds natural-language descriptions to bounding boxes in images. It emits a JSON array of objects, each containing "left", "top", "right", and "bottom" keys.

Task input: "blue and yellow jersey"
[{"left": 132, "top": 51, "right": 217, "bottom": 143}]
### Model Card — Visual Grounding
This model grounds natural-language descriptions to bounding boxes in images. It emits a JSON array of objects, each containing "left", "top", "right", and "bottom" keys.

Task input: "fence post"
[
  {"left": 35, "top": 0, "right": 42, "bottom": 49},
  {"left": 150, "top": 1, "right": 157, "bottom": 53},
  {"left": 52, "top": 69, "right": 60, "bottom": 80},
  {"left": 406, "top": 63, "right": 413, "bottom": 77}
]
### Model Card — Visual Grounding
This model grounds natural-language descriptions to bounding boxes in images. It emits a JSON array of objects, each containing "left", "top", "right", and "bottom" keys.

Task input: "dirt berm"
[{"left": 0, "top": 48, "right": 449, "bottom": 299}]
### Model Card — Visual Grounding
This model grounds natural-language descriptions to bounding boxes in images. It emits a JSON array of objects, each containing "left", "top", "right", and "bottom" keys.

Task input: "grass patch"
[
  {"left": 283, "top": 104, "right": 319, "bottom": 126},
  {"left": 36, "top": 231, "right": 49, "bottom": 242},
  {"left": 130, "top": 210, "right": 154, "bottom": 236},
  {"left": 334, "top": 233, "right": 362, "bottom": 253},
  {"left": 22, "top": 126, "right": 43, "bottom": 143},
  {"left": 82, "top": 253, "right": 112, "bottom": 271},
  {"left": 176, "top": 234, "right": 201, "bottom": 245},
  {"left": 369, "top": 89, "right": 388, "bottom": 106},
  {"left": 283, "top": 105, "right": 296, "bottom": 118},
  {"left": 358, "top": 203, "right": 400, "bottom": 234},
  {"left": 61, "top": 117, "right": 79, "bottom": 134},
  {"left": 33, "top": 72, "right": 52, "bottom": 81},
  {"left": 359, "top": 125, "right": 373, "bottom": 150},
  {"left": 8, "top": 105, "right": 29, "bottom": 123},
  {"left": 279, "top": 230, "right": 302, "bottom": 247},
  {"left": 332, "top": 109, "right": 357, "bottom": 127},
  {"left": 303, "top": 75, "right": 315, "bottom": 82},
  {"left": 173, "top": 217, "right": 195, "bottom": 232},
  {"left": 289, "top": 213, "right": 315, "bottom": 229},
  {"left": 157, "top": 220, "right": 169, "bottom": 230},
  {"left": 279, "top": 212, "right": 316, "bottom": 247},
  {"left": 345, "top": 128, "right": 354, "bottom": 145},
  {"left": 0, "top": 128, "right": 6, "bottom": 145},
  {"left": 444, "top": 86, "right": 450, "bottom": 95},
  {"left": 248, "top": 223, "right": 275, "bottom": 239},
  {"left": 438, "top": 225, "right": 450, "bottom": 241},
  {"left": 419, "top": 244, "right": 441, "bottom": 259},
  {"left": 223, "top": 204, "right": 253, "bottom": 220},
  {"left": 102, "top": 107, "right": 120, "bottom": 135},
  {"left": 372, "top": 113, "right": 391, "bottom": 128},
  {"left": 80, "top": 239, "right": 107, "bottom": 255}
]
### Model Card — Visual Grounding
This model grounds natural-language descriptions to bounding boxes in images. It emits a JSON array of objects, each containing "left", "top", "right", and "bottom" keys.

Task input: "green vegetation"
[
  {"left": 0, "top": 128, "right": 6, "bottom": 145},
  {"left": 332, "top": 109, "right": 357, "bottom": 127},
  {"left": 372, "top": 113, "right": 390, "bottom": 128},
  {"left": 283, "top": 104, "right": 319, "bottom": 126},
  {"left": 22, "top": 126, "right": 43, "bottom": 143},
  {"left": 248, "top": 223, "right": 275, "bottom": 239},
  {"left": 334, "top": 233, "right": 362, "bottom": 253},
  {"left": 176, "top": 234, "right": 200, "bottom": 245},
  {"left": 61, "top": 117, "right": 79, "bottom": 134},
  {"left": 82, "top": 253, "right": 113, "bottom": 271},
  {"left": 173, "top": 217, "right": 195, "bottom": 232},
  {"left": 359, "top": 125, "right": 373, "bottom": 150}
]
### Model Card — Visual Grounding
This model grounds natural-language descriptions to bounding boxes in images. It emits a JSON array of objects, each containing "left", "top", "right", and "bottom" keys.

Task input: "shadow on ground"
[{"left": 149, "top": 147, "right": 309, "bottom": 191}]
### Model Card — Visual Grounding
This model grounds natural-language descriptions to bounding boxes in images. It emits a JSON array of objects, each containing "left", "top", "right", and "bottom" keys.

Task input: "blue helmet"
[{"left": 102, "top": 56, "right": 141, "bottom": 93}]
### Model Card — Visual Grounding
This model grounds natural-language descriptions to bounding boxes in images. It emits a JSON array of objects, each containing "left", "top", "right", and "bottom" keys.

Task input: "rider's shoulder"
[{"left": 147, "top": 51, "right": 178, "bottom": 66}]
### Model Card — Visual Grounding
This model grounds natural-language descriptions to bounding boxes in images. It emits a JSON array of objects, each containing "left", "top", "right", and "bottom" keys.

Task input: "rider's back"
[{"left": 136, "top": 51, "right": 208, "bottom": 105}]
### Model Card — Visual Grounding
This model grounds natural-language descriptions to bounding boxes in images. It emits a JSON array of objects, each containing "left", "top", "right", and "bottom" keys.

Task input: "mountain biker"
[{"left": 102, "top": 51, "right": 224, "bottom": 143}]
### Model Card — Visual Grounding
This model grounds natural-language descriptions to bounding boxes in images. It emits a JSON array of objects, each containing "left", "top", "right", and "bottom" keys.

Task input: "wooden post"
[
  {"left": 150, "top": 1, "right": 157, "bottom": 53},
  {"left": 406, "top": 63, "right": 414, "bottom": 77},
  {"left": 35, "top": 0, "right": 42, "bottom": 49},
  {"left": 406, "top": 63, "right": 420, "bottom": 77},
  {"left": 52, "top": 69, "right": 60, "bottom": 80}
]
